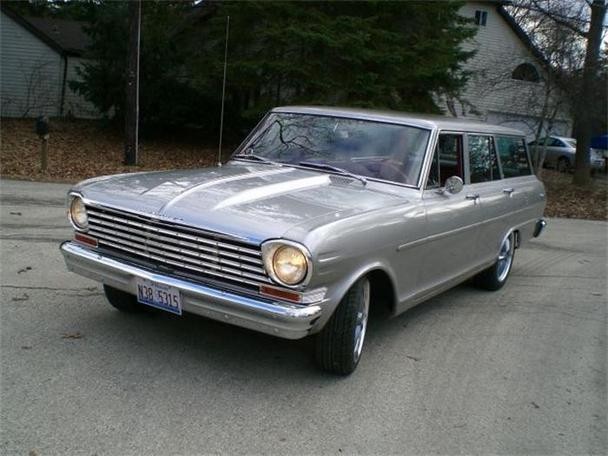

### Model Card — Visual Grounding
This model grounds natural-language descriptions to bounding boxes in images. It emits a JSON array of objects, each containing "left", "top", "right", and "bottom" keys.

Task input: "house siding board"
[
  {"left": 445, "top": 2, "right": 573, "bottom": 139},
  {"left": 1, "top": 10, "right": 63, "bottom": 118}
]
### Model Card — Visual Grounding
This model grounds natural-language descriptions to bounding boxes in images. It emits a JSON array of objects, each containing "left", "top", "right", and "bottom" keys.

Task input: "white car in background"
[{"left": 528, "top": 136, "right": 605, "bottom": 172}]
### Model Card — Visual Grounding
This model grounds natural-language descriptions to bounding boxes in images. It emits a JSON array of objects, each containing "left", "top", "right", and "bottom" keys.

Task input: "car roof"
[
  {"left": 272, "top": 106, "right": 525, "bottom": 136},
  {"left": 551, "top": 135, "right": 576, "bottom": 142}
]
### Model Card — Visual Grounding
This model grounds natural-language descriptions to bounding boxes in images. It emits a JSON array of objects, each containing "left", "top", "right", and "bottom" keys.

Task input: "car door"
[
  {"left": 495, "top": 134, "right": 538, "bottom": 227},
  {"left": 419, "top": 133, "right": 484, "bottom": 296},
  {"left": 466, "top": 134, "right": 508, "bottom": 266}
]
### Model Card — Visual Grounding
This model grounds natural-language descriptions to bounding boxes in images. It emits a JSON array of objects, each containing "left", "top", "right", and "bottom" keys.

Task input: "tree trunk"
[
  {"left": 572, "top": 0, "right": 606, "bottom": 186},
  {"left": 124, "top": 0, "right": 141, "bottom": 166}
]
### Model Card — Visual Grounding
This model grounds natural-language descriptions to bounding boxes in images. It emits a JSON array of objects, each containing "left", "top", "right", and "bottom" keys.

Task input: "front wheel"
[
  {"left": 104, "top": 285, "right": 149, "bottom": 313},
  {"left": 314, "top": 277, "right": 370, "bottom": 375},
  {"left": 473, "top": 233, "right": 515, "bottom": 291}
]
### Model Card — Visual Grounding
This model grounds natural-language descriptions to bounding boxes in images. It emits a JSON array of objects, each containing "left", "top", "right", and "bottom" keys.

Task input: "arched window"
[{"left": 512, "top": 63, "right": 540, "bottom": 82}]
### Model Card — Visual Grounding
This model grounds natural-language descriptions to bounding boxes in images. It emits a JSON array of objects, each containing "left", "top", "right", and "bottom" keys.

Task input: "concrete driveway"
[{"left": 1, "top": 179, "right": 606, "bottom": 455}]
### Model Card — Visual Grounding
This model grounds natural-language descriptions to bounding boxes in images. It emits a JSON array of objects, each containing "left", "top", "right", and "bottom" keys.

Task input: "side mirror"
[{"left": 444, "top": 176, "right": 464, "bottom": 194}]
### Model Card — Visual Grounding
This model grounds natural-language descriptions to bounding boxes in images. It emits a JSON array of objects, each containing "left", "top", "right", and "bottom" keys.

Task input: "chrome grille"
[{"left": 86, "top": 205, "right": 271, "bottom": 288}]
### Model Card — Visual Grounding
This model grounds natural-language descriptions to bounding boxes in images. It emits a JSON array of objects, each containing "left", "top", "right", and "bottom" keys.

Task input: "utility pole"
[
  {"left": 217, "top": 16, "right": 230, "bottom": 167},
  {"left": 124, "top": 0, "right": 141, "bottom": 166}
]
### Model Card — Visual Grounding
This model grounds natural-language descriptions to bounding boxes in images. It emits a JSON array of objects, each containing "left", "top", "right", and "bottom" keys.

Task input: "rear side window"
[
  {"left": 496, "top": 136, "right": 532, "bottom": 177},
  {"left": 468, "top": 135, "right": 500, "bottom": 183}
]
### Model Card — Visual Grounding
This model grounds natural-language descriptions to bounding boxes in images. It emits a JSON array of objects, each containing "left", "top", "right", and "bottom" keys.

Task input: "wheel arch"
[{"left": 330, "top": 264, "right": 398, "bottom": 317}]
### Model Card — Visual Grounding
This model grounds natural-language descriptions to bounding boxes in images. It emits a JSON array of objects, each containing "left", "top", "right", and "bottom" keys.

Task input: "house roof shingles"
[{"left": 1, "top": 5, "right": 90, "bottom": 56}]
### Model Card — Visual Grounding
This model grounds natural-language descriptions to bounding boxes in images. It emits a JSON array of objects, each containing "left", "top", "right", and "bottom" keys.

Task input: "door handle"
[
  {"left": 465, "top": 193, "right": 480, "bottom": 201},
  {"left": 503, "top": 188, "right": 514, "bottom": 195}
]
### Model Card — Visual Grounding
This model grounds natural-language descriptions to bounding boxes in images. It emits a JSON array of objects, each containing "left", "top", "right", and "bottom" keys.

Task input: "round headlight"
[
  {"left": 69, "top": 196, "right": 88, "bottom": 230},
  {"left": 273, "top": 246, "right": 308, "bottom": 285}
]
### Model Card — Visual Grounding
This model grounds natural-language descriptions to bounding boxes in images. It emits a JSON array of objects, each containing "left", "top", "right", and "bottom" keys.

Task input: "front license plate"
[{"left": 136, "top": 278, "right": 182, "bottom": 315}]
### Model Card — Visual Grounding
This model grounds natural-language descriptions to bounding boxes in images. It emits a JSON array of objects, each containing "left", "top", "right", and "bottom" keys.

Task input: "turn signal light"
[
  {"left": 74, "top": 232, "right": 98, "bottom": 248},
  {"left": 259, "top": 284, "right": 302, "bottom": 303}
]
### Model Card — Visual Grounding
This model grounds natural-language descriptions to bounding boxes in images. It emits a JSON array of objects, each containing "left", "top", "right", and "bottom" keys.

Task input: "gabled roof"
[
  {"left": 495, "top": 5, "right": 549, "bottom": 67},
  {"left": 464, "top": 1, "right": 549, "bottom": 67},
  {"left": 1, "top": 4, "right": 90, "bottom": 56}
]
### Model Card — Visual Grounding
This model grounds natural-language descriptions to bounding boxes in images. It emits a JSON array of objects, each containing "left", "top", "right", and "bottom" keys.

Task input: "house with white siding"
[
  {"left": 443, "top": 1, "right": 573, "bottom": 139},
  {"left": 0, "top": 5, "right": 99, "bottom": 118}
]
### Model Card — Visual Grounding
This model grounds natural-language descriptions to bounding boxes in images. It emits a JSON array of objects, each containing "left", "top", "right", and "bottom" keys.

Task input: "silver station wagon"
[{"left": 61, "top": 106, "right": 547, "bottom": 375}]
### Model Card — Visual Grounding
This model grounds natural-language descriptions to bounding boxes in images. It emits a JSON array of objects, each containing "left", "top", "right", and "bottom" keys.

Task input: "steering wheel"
[{"left": 380, "top": 158, "right": 409, "bottom": 183}]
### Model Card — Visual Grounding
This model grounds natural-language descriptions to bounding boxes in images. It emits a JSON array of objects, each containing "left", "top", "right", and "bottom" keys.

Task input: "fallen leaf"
[{"left": 61, "top": 332, "right": 84, "bottom": 339}]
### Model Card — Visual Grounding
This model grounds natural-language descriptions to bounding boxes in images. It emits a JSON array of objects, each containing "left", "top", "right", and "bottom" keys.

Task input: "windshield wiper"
[
  {"left": 232, "top": 153, "right": 276, "bottom": 165},
  {"left": 299, "top": 161, "right": 367, "bottom": 186}
]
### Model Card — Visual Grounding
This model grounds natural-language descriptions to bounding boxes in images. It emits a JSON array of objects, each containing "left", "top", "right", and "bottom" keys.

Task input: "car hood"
[{"left": 74, "top": 162, "right": 407, "bottom": 244}]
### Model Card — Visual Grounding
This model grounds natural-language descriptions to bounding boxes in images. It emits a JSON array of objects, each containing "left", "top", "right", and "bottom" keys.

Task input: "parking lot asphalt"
[{"left": 1, "top": 178, "right": 606, "bottom": 455}]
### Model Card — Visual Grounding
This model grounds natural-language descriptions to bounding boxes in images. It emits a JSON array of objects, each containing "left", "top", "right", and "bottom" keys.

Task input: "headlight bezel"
[
  {"left": 261, "top": 240, "right": 312, "bottom": 288},
  {"left": 68, "top": 193, "right": 89, "bottom": 231}
]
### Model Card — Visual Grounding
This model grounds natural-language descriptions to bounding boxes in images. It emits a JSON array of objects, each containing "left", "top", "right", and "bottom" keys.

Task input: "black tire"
[
  {"left": 103, "top": 285, "right": 148, "bottom": 313},
  {"left": 314, "top": 277, "right": 370, "bottom": 375},
  {"left": 473, "top": 233, "right": 515, "bottom": 291},
  {"left": 557, "top": 156, "right": 571, "bottom": 173}
]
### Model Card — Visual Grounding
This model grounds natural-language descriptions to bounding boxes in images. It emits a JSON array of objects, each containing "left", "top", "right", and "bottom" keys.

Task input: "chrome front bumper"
[{"left": 60, "top": 242, "right": 322, "bottom": 339}]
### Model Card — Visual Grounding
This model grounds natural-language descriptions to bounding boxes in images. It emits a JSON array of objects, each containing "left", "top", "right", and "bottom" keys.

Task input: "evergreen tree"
[{"left": 72, "top": 1, "right": 475, "bottom": 137}]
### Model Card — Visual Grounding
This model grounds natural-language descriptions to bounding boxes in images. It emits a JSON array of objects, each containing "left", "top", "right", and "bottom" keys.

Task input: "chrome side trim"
[
  {"left": 397, "top": 210, "right": 537, "bottom": 251},
  {"left": 60, "top": 242, "right": 322, "bottom": 340}
]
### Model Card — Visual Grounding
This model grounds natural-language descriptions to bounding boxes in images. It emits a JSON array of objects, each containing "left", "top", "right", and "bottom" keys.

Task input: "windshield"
[{"left": 235, "top": 112, "right": 431, "bottom": 186}]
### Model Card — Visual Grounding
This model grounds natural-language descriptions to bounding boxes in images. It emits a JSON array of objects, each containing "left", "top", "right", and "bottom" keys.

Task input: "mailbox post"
[{"left": 35, "top": 116, "right": 49, "bottom": 172}]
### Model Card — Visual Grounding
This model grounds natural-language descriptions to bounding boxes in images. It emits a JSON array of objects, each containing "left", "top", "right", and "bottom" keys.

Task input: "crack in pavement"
[
  {"left": 0, "top": 196, "right": 64, "bottom": 207},
  {"left": 2, "top": 285, "right": 99, "bottom": 292},
  {"left": 512, "top": 273, "right": 605, "bottom": 279},
  {"left": 0, "top": 236, "right": 67, "bottom": 243},
  {"left": 1, "top": 224, "right": 69, "bottom": 229}
]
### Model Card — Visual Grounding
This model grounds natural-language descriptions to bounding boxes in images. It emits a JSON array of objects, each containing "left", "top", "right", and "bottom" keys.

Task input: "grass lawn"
[{"left": 1, "top": 118, "right": 606, "bottom": 221}]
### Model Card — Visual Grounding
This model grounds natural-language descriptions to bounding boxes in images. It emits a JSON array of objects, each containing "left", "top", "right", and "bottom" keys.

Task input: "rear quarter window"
[{"left": 496, "top": 136, "right": 532, "bottom": 178}]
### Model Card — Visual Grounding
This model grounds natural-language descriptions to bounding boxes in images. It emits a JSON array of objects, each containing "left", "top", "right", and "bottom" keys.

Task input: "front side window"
[
  {"left": 426, "top": 134, "right": 464, "bottom": 188},
  {"left": 468, "top": 135, "right": 500, "bottom": 183},
  {"left": 237, "top": 113, "right": 431, "bottom": 186},
  {"left": 549, "top": 138, "right": 565, "bottom": 147},
  {"left": 496, "top": 136, "right": 532, "bottom": 178}
]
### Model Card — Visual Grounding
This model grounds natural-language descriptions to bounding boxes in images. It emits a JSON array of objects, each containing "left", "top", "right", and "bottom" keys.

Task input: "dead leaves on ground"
[
  {"left": 1, "top": 118, "right": 215, "bottom": 182},
  {"left": 542, "top": 170, "right": 607, "bottom": 221}
]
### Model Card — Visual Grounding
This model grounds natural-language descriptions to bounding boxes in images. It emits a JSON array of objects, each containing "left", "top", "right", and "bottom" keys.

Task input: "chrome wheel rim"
[
  {"left": 354, "top": 279, "right": 370, "bottom": 361},
  {"left": 497, "top": 235, "right": 514, "bottom": 282}
]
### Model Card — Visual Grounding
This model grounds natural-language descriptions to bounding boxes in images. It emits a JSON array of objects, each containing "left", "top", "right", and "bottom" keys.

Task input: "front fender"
[{"left": 309, "top": 259, "right": 399, "bottom": 333}]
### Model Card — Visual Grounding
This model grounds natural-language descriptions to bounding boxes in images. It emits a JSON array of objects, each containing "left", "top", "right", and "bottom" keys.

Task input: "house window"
[
  {"left": 512, "top": 63, "right": 540, "bottom": 82},
  {"left": 475, "top": 10, "right": 488, "bottom": 26}
]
